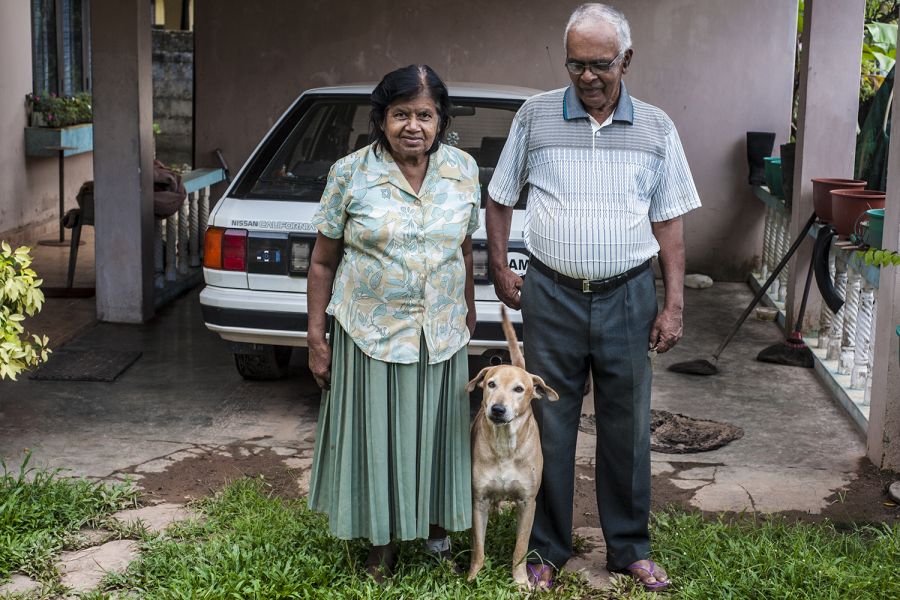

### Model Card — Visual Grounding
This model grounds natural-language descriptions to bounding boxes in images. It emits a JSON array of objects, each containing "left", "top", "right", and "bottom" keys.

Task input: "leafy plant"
[
  {"left": 0, "top": 242, "right": 50, "bottom": 380},
  {"left": 860, "top": 247, "right": 900, "bottom": 267},
  {"left": 792, "top": 1, "right": 899, "bottom": 134},
  {"left": 861, "top": 21, "right": 898, "bottom": 102},
  {"left": 25, "top": 92, "right": 93, "bottom": 128}
]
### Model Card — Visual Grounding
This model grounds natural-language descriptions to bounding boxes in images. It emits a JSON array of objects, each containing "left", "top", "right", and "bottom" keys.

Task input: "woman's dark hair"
[{"left": 370, "top": 64, "right": 451, "bottom": 156}]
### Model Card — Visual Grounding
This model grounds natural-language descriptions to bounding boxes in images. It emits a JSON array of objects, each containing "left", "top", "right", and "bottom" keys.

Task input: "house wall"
[
  {"left": 193, "top": 0, "right": 798, "bottom": 281},
  {"left": 152, "top": 29, "right": 194, "bottom": 167},
  {"left": 0, "top": 0, "right": 93, "bottom": 246}
]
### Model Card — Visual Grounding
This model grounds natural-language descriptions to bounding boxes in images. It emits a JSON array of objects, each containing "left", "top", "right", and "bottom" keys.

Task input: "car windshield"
[{"left": 245, "top": 96, "right": 526, "bottom": 208}]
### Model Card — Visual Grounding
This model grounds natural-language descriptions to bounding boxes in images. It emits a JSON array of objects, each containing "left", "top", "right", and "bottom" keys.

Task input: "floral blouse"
[{"left": 313, "top": 142, "right": 480, "bottom": 364}]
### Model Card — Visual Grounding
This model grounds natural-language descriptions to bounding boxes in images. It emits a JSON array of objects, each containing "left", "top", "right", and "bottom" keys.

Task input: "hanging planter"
[{"left": 24, "top": 123, "right": 93, "bottom": 157}]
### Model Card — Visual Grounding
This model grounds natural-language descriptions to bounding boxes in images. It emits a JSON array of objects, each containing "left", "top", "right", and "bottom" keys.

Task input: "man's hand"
[
  {"left": 486, "top": 200, "right": 521, "bottom": 309},
  {"left": 492, "top": 267, "right": 523, "bottom": 310},
  {"left": 308, "top": 340, "right": 332, "bottom": 390},
  {"left": 650, "top": 217, "right": 687, "bottom": 354},
  {"left": 649, "top": 306, "right": 683, "bottom": 353}
]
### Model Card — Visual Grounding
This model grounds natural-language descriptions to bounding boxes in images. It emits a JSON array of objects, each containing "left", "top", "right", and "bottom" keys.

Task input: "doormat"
[
  {"left": 579, "top": 410, "right": 744, "bottom": 454},
  {"left": 29, "top": 349, "right": 143, "bottom": 382}
]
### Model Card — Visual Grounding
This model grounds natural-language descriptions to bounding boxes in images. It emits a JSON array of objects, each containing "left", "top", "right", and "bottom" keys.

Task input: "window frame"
[{"left": 31, "top": 0, "right": 92, "bottom": 96}]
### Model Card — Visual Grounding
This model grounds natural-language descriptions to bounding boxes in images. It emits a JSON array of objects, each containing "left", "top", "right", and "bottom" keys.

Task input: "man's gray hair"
[{"left": 564, "top": 3, "right": 632, "bottom": 54}]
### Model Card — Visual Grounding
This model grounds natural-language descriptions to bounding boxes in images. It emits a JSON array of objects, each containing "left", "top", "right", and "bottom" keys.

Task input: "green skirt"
[{"left": 308, "top": 323, "right": 472, "bottom": 546}]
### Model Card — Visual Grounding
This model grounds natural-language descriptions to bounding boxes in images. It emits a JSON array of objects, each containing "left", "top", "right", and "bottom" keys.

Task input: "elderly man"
[{"left": 486, "top": 3, "right": 700, "bottom": 591}]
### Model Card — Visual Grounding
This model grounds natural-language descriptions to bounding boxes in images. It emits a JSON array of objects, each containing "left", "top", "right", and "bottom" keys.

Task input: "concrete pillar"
[
  {"left": 866, "top": 103, "right": 900, "bottom": 471},
  {"left": 787, "top": 0, "right": 865, "bottom": 332},
  {"left": 92, "top": 0, "right": 155, "bottom": 323}
]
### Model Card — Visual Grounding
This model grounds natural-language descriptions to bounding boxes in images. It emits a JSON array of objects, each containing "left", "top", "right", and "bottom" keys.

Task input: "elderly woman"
[{"left": 306, "top": 65, "right": 479, "bottom": 580}]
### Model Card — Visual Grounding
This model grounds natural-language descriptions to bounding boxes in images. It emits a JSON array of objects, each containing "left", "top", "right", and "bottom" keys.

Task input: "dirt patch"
[
  {"left": 796, "top": 458, "right": 900, "bottom": 526},
  {"left": 573, "top": 461, "right": 712, "bottom": 529},
  {"left": 128, "top": 443, "right": 304, "bottom": 504},
  {"left": 574, "top": 458, "right": 899, "bottom": 531}
]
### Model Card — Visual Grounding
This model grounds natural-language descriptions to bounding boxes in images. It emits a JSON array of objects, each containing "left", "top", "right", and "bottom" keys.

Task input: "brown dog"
[{"left": 466, "top": 307, "right": 559, "bottom": 587}]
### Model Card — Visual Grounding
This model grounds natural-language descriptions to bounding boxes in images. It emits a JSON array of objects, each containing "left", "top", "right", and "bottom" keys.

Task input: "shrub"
[{"left": 0, "top": 243, "right": 50, "bottom": 380}]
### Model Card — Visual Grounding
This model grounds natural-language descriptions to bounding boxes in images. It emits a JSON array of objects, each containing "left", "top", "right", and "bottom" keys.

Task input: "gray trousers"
[{"left": 520, "top": 265, "right": 657, "bottom": 571}]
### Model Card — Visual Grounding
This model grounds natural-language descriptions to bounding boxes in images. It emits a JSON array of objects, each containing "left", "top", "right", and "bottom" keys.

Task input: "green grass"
[
  {"left": 99, "top": 479, "right": 900, "bottom": 600},
  {"left": 3, "top": 465, "right": 899, "bottom": 599},
  {"left": 649, "top": 510, "right": 900, "bottom": 599},
  {"left": 98, "top": 478, "right": 595, "bottom": 599},
  {"left": 0, "top": 453, "right": 139, "bottom": 584}
]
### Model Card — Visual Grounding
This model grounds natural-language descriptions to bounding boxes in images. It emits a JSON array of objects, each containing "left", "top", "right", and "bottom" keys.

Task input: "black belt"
[{"left": 528, "top": 257, "right": 651, "bottom": 293}]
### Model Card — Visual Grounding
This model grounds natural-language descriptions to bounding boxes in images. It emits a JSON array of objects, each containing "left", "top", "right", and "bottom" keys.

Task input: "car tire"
[{"left": 233, "top": 345, "right": 293, "bottom": 380}]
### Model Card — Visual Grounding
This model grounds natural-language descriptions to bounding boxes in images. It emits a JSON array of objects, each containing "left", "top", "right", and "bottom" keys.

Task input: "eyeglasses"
[{"left": 564, "top": 51, "right": 626, "bottom": 75}]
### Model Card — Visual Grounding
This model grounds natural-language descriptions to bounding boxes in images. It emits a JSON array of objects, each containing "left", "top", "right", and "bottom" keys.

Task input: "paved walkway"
[{"left": 0, "top": 235, "right": 869, "bottom": 592}]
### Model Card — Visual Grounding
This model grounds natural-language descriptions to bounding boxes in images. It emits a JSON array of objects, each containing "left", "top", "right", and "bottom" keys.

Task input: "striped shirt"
[{"left": 489, "top": 84, "right": 701, "bottom": 280}]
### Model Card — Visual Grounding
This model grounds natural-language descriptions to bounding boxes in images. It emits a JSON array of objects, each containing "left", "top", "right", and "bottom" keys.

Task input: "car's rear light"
[
  {"left": 203, "top": 227, "right": 224, "bottom": 269},
  {"left": 472, "top": 246, "right": 490, "bottom": 283},
  {"left": 223, "top": 229, "right": 248, "bottom": 271},
  {"left": 289, "top": 235, "right": 316, "bottom": 274}
]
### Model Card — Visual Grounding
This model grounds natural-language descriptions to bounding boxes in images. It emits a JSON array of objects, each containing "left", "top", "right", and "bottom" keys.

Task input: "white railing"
[
  {"left": 812, "top": 242, "right": 880, "bottom": 425},
  {"left": 753, "top": 187, "right": 792, "bottom": 310},
  {"left": 752, "top": 185, "right": 879, "bottom": 432},
  {"left": 153, "top": 168, "right": 225, "bottom": 300}
]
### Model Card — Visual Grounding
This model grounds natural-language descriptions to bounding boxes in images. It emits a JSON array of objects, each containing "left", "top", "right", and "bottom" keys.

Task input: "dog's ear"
[
  {"left": 466, "top": 367, "right": 491, "bottom": 393},
  {"left": 531, "top": 375, "right": 560, "bottom": 402}
]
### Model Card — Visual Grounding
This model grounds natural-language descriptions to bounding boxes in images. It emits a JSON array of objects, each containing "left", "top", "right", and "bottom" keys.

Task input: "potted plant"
[
  {"left": 25, "top": 92, "right": 92, "bottom": 128},
  {"left": 0, "top": 243, "right": 51, "bottom": 380},
  {"left": 24, "top": 92, "right": 93, "bottom": 157}
]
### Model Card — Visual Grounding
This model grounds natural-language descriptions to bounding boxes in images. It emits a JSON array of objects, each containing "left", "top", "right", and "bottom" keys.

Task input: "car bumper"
[{"left": 200, "top": 285, "right": 522, "bottom": 354}]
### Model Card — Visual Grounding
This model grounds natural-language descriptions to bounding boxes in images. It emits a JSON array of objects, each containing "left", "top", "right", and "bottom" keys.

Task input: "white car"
[{"left": 200, "top": 83, "right": 538, "bottom": 379}]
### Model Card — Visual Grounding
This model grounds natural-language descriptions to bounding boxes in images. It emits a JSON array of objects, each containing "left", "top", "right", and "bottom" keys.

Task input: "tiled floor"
[{"left": 19, "top": 227, "right": 97, "bottom": 349}]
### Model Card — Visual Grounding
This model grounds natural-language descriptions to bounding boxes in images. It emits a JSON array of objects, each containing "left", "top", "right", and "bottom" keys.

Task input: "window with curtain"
[{"left": 31, "top": 0, "right": 92, "bottom": 96}]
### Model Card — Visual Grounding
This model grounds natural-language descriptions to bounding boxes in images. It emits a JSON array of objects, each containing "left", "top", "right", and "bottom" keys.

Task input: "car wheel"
[{"left": 233, "top": 345, "right": 293, "bottom": 380}]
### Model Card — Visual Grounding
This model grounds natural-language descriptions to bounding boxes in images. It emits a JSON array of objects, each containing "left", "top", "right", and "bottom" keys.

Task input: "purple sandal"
[
  {"left": 526, "top": 563, "right": 554, "bottom": 589},
  {"left": 626, "top": 560, "right": 670, "bottom": 591}
]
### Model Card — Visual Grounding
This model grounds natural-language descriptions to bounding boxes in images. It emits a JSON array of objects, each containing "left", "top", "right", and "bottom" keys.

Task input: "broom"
[
  {"left": 756, "top": 241, "right": 815, "bottom": 368},
  {"left": 668, "top": 213, "right": 817, "bottom": 376}
]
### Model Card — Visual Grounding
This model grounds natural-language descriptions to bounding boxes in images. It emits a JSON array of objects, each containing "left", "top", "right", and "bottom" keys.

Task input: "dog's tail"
[{"left": 501, "top": 305, "right": 525, "bottom": 369}]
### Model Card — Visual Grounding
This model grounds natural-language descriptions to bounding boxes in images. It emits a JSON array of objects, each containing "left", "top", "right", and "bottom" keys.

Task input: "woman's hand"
[
  {"left": 466, "top": 308, "right": 477, "bottom": 338},
  {"left": 308, "top": 339, "right": 332, "bottom": 390},
  {"left": 307, "top": 233, "right": 343, "bottom": 390}
]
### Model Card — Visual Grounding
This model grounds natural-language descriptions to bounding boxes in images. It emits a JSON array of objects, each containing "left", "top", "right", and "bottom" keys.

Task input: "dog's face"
[{"left": 467, "top": 365, "right": 559, "bottom": 425}]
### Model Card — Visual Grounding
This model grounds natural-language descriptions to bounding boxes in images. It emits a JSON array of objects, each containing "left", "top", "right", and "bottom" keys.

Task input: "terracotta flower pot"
[
  {"left": 811, "top": 178, "right": 866, "bottom": 222},
  {"left": 830, "top": 189, "right": 885, "bottom": 237}
]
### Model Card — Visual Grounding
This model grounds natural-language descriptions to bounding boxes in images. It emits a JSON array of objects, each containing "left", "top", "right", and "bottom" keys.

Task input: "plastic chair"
[{"left": 64, "top": 182, "right": 94, "bottom": 288}]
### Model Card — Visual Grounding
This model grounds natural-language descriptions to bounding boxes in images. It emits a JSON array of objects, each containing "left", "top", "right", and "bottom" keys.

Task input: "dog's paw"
[{"left": 467, "top": 565, "right": 482, "bottom": 582}]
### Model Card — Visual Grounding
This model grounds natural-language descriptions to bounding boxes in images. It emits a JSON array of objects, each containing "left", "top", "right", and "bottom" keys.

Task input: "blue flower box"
[{"left": 24, "top": 124, "right": 93, "bottom": 157}]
